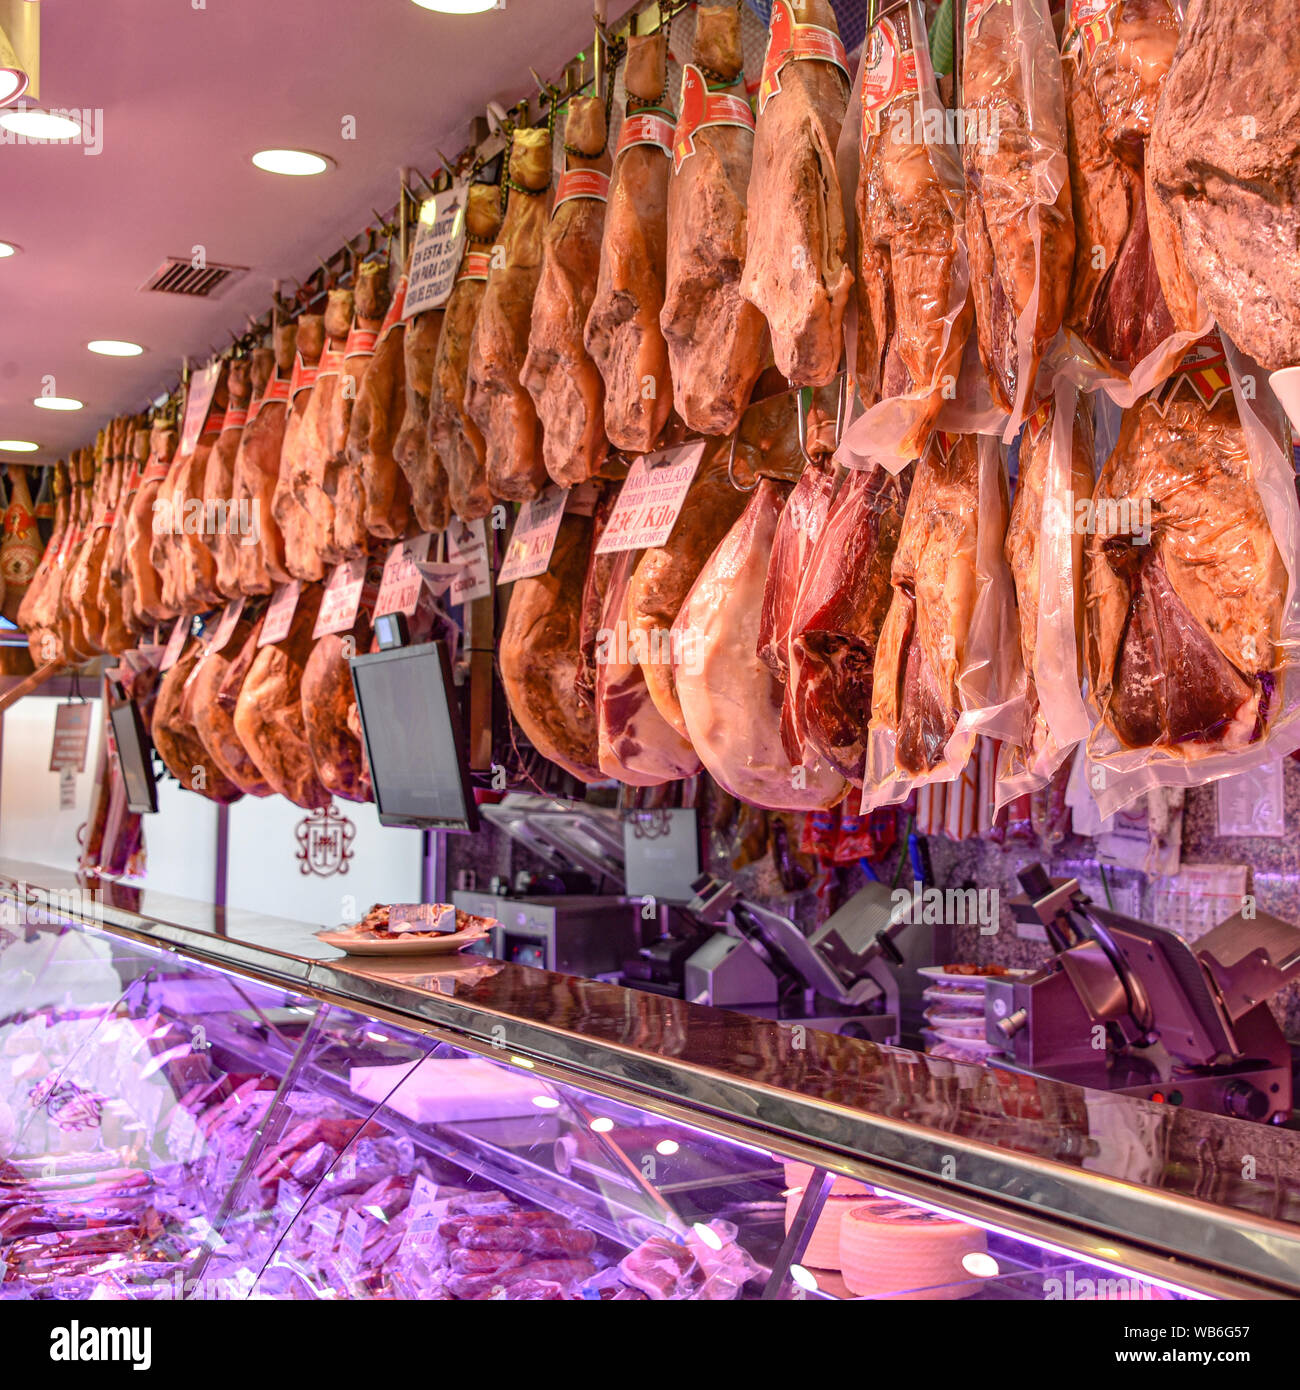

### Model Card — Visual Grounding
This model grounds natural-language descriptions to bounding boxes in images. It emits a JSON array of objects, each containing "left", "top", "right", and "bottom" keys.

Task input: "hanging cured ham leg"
[
  {"left": 395, "top": 260, "right": 451, "bottom": 533},
  {"left": 234, "top": 327, "right": 296, "bottom": 594},
  {"left": 660, "top": 6, "right": 767, "bottom": 435},
  {"left": 522, "top": 95, "right": 610, "bottom": 488},
  {"left": 741, "top": 0, "right": 853, "bottom": 387},
  {"left": 465, "top": 127, "right": 552, "bottom": 502},
  {"left": 431, "top": 185, "right": 503, "bottom": 522},
  {"left": 674, "top": 479, "right": 846, "bottom": 810},
  {"left": 585, "top": 32, "right": 674, "bottom": 453}
]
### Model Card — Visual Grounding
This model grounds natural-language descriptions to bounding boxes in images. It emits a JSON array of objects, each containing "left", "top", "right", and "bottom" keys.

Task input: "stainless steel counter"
[{"left": 4, "top": 858, "right": 1300, "bottom": 1298}]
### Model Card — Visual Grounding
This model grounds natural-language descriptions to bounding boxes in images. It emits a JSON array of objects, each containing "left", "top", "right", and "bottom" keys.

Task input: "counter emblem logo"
[{"left": 295, "top": 803, "right": 357, "bottom": 877}]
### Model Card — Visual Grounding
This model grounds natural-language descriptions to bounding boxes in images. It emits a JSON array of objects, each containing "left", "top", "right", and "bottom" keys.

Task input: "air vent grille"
[{"left": 140, "top": 258, "right": 248, "bottom": 298}]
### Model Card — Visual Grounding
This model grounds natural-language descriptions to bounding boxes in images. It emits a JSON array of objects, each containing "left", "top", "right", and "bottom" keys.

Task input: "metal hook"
[
  {"left": 793, "top": 381, "right": 816, "bottom": 469},
  {"left": 727, "top": 429, "right": 758, "bottom": 493}
]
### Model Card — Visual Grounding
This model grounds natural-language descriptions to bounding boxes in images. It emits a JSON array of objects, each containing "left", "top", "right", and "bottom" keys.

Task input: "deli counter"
[{"left": 2, "top": 863, "right": 1299, "bottom": 1302}]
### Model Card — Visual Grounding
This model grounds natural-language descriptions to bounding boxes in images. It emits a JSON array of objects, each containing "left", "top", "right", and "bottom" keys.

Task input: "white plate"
[
  {"left": 925, "top": 1012, "right": 987, "bottom": 1032},
  {"left": 916, "top": 966, "right": 1027, "bottom": 988},
  {"left": 316, "top": 927, "right": 491, "bottom": 957},
  {"left": 930, "top": 1029, "right": 999, "bottom": 1053},
  {"left": 922, "top": 985, "right": 984, "bottom": 1011}
]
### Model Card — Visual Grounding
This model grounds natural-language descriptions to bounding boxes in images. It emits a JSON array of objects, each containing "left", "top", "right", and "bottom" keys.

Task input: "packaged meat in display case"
[
  {"left": 835, "top": 0, "right": 972, "bottom": 473},
  {"left": 1083, "top": 332, "right": 1300, "bottom": 814},
  {"left": 2, "top": 900, "right": 1257, "bottom": 1302}
]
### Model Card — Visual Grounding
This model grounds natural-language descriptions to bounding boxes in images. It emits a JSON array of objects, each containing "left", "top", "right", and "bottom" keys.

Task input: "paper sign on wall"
[
  {"left": 404, "top": 180, "right": 470, "bottom": 318},
  {"left": 497, "top": 485, "right": 568, "bottom": 585},
  {"left": 1216, "top": 762, "right": 1286, "bottom": 837},
  {"left": 446, "top": 517, "right": 491, "bottom": 604},
  {"left": 178, "top": 361, "right": 223, "bottom": 458},
  {"left": 313, "top": 558, "right": 367, "bottom": 638},
  {"left": 159, "top": 617, "right": 191, "bottom": 671},
  {"left": 258, "top": 580, "right": 301, "bottom": 647},
  {"left": 595, "top": 441, "right": 705, "bottom": 553},
  {"left": 49, "top": 703, "right": 92, "bottom": 773},
  {"left": 375, "top": 534, "right": 433, "bottom": 617}
]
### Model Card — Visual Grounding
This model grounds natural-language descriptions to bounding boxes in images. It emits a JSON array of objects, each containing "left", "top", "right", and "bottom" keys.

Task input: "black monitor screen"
[
  {"left": 349, "top": 640, "right": 479, "bottom": 831},
  {"left": 109, "top": 698, "right": 158, "bottom": 814}
]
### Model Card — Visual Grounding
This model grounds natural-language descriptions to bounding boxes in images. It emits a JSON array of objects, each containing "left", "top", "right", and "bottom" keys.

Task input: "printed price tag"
[
  {"left": 339, "top": 1208, "right": 367, "bottom": 1272},
  {"left": 405, "top": 181, "right": 470, "bottom": 318},
  {"left": 595, "top": 441, "right": 704, "bottom": 553},
  {"left": 375, "top": 533, "right": 433, "bottom": 617},
  {"left": 446, "top": 517, "right": 492, "bottom": 604},
  {"left": 398, "top": 1211, "right": 446, "bottom": 1257},
  {"left": 412, "top": 561, "right": 462, "bottom": 596},
  {"left": 497, "top": 485, "right": 568, "bottom": 585},
  {"left": 275, "top": 1181, "right": 302, "bottom": 1225},
  {"left": 313, "top": 558, "right": 367, "bottom": 638},
  {"left": 178, "top": 361, "right": 223, "bottom": 459},
  {"left": 49, "top": 702, "right": 92, "bottom": 773},
  {"left": 58, "top": 767, "right": 75, "bottom": 809},
  {"left": 311, "top": 1205, "right": 342, "bottom": 1253},
  {"left": 159, "top": 617, "right": 190, "bottom": 671},
  {"left": 409, "top": 1174, "right": 442, "bottom": 1215},
  {"left": 258, "top": 580, "right": 301, "bottom": 647},
  {"left": 165, "top": 1105, "right": 196, "bottom": 1161},
  {"left": 207, "top": 596, "right": 246, "bottom": 654}
]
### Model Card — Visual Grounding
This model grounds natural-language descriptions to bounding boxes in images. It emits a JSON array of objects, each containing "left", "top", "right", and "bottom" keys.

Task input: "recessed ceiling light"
[
  {"left": 33, "top": 397, "right": 83, "bottom": 412},
  {"left": 0, "top": 441, "right": 39, "bottom": 453},
  {"left": 0, "top": 69, "right": 28, "bottom": 108},
  {"left": 0, "top": 241, "right": 19, "bottom": 258},
  {"left": 87, "top": 340, "right": 145, "bottom": 357},
  {"left": 0, "top": 108, "right": 81, "bottom": 140},
  {"left": 251, "top": 148, "right": 332, "bottom": 177},
  {"left": 411, "top": 0, "right": 503, "bottom": 11}
]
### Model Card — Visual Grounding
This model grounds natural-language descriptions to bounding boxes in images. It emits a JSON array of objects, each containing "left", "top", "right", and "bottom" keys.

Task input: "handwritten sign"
[
  {"left": 178, "top": 362, "right": 223, "bottom": 458},
  {"left": 446, "top": 517, "right": 492, "bottom": 604},
  {"left": 258, "top": 580, "right": 301, "bottom": 648},
  {"left": 405, "top": 180, "right": 470, "bottom": 318},
  {"left": 595, "top": 441, "right": 704, "bottom": 553},
  {"left": 313, "top": 558, "right": 367, "bottom": 638},
  {"left": 374, "top": 534, "right": 432, "bottom": 617},
  {"left": 49, "top": 702, "right": 92, "bottom": 773},
  {"left": 497, "top": 485, "right": 568, "bottom": 585},
  {"left": 159, "top": 616, "right": 191, "bottom": 671},
  {"left": 207, "top": 596, "right": 246, "bottom": 655}
]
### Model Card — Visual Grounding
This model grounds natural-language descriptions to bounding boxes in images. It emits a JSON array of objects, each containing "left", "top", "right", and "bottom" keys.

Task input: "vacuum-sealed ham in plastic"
[
  {"left": 998, "top": 383, "right": 1095, "bottom": 807},
  {"left": 835, "top": 0, "right": 971, "bottom": 474},
  {"left": 864, "top": 432, "right": 1024, "bottom": 809},
  {"left": 1083, "top": 331, "right": 1300, "bottom": 814},
  {"left": 1060, "top": 0, "right": 1208, "bottom": 403},
  {"left": 962, "top": 0, "right": 1075, "bottom": 436}
]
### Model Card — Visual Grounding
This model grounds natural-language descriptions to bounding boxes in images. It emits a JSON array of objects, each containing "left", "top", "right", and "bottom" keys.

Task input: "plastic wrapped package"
[
  {"left": 834, "top": 0, "right": 972, "bottom": 473},
  {"left": 1082, "top": 332, "right": 1300, "bottom": 814},
  {"left": 864, "top": 432, "right": 1025, "bottom": 810},
  {"left": 961, "top": 0, "right": 1075, "bottom": 436},
  {"left": 1059, "top": 0, "right": 1210, "bottom": 403},
  {"left": 997, "top": 381, "right": 1095, "bottom": 808}
]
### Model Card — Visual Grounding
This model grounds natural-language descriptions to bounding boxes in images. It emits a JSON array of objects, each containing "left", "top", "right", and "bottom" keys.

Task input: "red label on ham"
[
  {"left": 758, "top": 0, "right": 850, "bottom": 113},
  {"left": 673, "top": 66, "right": 754, "bottom": 174}
]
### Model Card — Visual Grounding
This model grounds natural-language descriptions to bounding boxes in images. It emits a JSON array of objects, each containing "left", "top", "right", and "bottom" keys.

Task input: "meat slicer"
[{"left": 989, "top": 866, "right": 1300, "bottom": 1123}]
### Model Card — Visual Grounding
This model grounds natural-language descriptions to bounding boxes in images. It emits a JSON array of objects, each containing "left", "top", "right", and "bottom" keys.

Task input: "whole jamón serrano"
[
  {"left": 189, "top": 608, "right": 273, "bottom": 796},
  {"left": 171, "top": 373, "right": 229, "bottom": 611},
  {"left": 234, "top": 329, "right": 296, "bottom": 594},
  {"left": 585, "top": 33, "right": 674, "bottom": 453},
  {"left": 465, "top": 127, "right": 552, "bottom": 502},
  {"left": 742, "top": 0, "right": 853, "bottom": 386},
  {"left": 271, "top": 312, "right": 330, "bottom": 583},
  {"left": 207, "top": 358, "right": 253, "bottom": 598},
  {"left": 661, "top": 6, "right": 768, "bottom": 436},
  {"left": 345, "top": 262, "right": 412, "bottom": 541},
  {"left": 151, "top": 637, "right": 245, "bottom": 804},
  {"left": 430, "top": 184, "right": 503, "bottom": 522},
  {"left": 126, "top": 421, "right": 179, "bottom": 623},
  {"left": 102, "top": 424, "right": 149, "bottom": 640},
  {"left": 521, "top": 95, "right": 610, "bottom": 488},
  {"left": 233, "top": 583, "right": 331, "bottom": 809},
  {"left": 301, "top": 597, "right": 374, "bottom": 804},
  {"left": 394, "top": 250, "right": 451, "bottom": 532}
]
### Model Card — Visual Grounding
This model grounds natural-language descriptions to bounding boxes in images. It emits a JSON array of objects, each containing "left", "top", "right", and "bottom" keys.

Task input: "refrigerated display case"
[{"left": 2, "top": 861, "right": 1298, "bottom": 1301}]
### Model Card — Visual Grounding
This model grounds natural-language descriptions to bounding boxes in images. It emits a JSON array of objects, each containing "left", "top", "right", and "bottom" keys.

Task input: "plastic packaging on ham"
[
  {"left": 997, "top": 379, "right": 1094, "bottom": 810},
  {"left": 1081, "top": 338, "right": 1300, "bottom": 816},
  {"left": 834, "top": 0, "right": 971, "bottom": 475},
  {"left": 863, "top": 433, "right": 1025, "bottom": 811}
]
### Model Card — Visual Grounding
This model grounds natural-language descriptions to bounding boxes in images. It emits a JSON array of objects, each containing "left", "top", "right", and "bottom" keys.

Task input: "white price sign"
[
  {"left": 313, "top": 557, "right": 367, "bottom": 638},
  {"left": 446, "top": 517, "right": 492, "bottom": 603},
  {"left": 497, "top": 485, "right": 568, "bottom": 585},
  {"left": 404, "top": 181, "right": 470, "bottom": 318},
  {"left": 375, "top": 533, "right": 433, "bottom": 617},
  {"left": 258, "top": 580, "right": 301, "bottom": 647},
  {"left": 595, "top": 441, "right": 704, "bottom": 554}
]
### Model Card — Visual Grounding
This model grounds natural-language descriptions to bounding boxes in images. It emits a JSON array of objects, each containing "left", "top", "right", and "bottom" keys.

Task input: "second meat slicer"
[{"left": 988, "top": 865, "right": 1300, "bottom": 1123}]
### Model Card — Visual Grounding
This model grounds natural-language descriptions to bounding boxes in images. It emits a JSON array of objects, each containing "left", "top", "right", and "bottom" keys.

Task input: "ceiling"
[{"left": 0, "top": 0, "right": 634, "bottom": 467}]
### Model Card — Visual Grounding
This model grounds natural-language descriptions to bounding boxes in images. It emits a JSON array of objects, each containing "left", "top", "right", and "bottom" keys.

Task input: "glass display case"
[{"left": 2, "top": 863, "right": 1298, "bottom": 1302}]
